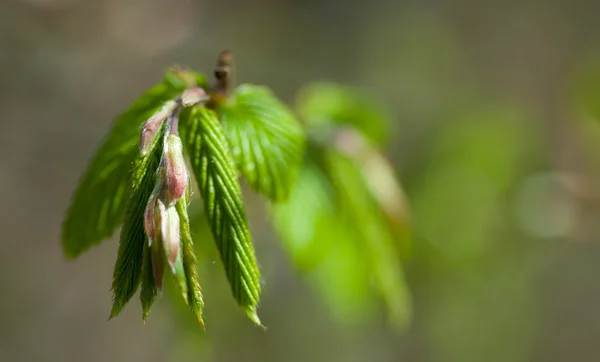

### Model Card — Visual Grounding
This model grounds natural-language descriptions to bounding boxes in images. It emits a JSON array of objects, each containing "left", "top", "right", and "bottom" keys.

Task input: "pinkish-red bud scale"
[
  {"left": 181, "top": 88, "right": 208, "bottom": 107},
  {"left": 143, "top": 184, "right": 162, "bottom": 246},
  {"left": 164, "top": 134, "right": 188, "bottom": 205},
  {"left": 139, "top": 100, "right": 177, "bottom": 154}
]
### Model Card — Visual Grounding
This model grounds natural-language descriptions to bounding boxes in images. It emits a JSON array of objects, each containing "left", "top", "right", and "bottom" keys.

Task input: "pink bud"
[
  {"left": 181, "top": 88, "right": 208, "bottom": 107},
  {"left": 160, "top": 204, "right": 181, "bottom": 273},
  {"left": 139, "top": 101, "right": 177, "bottom": 154},
  {"left": 143, "top": 183, "right": 161, "bottom": 246},
  {"left": 164, "top": 134, "right": 188, "bottom": 205}
]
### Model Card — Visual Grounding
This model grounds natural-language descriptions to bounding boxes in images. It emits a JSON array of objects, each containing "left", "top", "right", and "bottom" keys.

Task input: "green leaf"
[
  {"left": 175, "top": 197, "right": 205, "bottom": 327},
  {"left": 331, "top": 127, "right": 412, "bottom": 259},
  {"left": 140, "top": 241, "right": 157, "bottom": 323},
  {"left": 326, "top": 150, "right": 412, "bottom": 329},
  {"left": 217, "top": 84, "right": 305, "bottom": 202},
  {"left": 62, "top": 70, "right": 201, "bottom": 258},
  {"left": 295, "top": 82, "right": 391, "bottom": 145},
  {"left": 110, "top": 123, "right": 165, "bottom": 319},
  {"left": 270, "top": 161, "right": 336, "bottom": 270},
  {"left": 181, "top": 106, "right": 262, "bottom": 325},
  {"left": 270, "top": 161, "right": 377, "bottom": 325}
]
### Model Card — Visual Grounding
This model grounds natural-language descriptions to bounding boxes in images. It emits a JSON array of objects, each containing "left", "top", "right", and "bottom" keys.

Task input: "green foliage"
[
  {"left": 175, "top": 197, "right": 205, "bottom": 327},
  {"left": 272, "top": 148, "right": 411, "bottom": 327},
  {"left": 140, "top": 240, "right": 157, "bottom": 323},
  {"left": 270, "top": 161, "right": 336, "bottom": 270},
  {"left": 181, "top": 106, "right": 262, "bottom": 326},
  {"left": 62, "top": 70, "right": 202, "bottom": 258},
  {"left": 110, "top": 122, "right": 165, "bottom": 319},
  {"left": 271, "top": 83, "right": 411, "bottom": 328},
  {"left": 62, "top": 52, "right": 409, "bottom": 331},
  {"left": 326, "top": 150, "right": 411, "bottom": 328},
  {"left": 271, "top": 161, "right": 377, "bottom": 322},
  {"left": 217, "top": 84, "right": 305, "bottom": 201}
]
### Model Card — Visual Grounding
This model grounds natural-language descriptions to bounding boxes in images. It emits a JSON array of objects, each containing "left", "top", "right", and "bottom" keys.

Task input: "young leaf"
[
  {"left": 270, "top": 161, "right": 336, "bottom": 269},
  {"left": 326, "top": 150, "right": 412, "bottom": 329},
  {"left": 110, "top": 124, "right": 165, "bottom": 319},
  {"left": 217, "top": 84, "right": 305, "bottom": 202},
  {"left": 270, "top": 160, "right": 380, "bottom": 324},
  {"left": 331, "top": 127, "right": 412, "bottom": 258},
  {"left": 181, "top": 106, "right": 262, "bottom": 325},
  {"left": 140, "top": 241, "right": 157, "bottom": 323},
  {"left": 175, "top": 197, "right": 205, "bottom": 327},
  {"left": 62, "top": 71, "right": 200, "bottom": 258}
]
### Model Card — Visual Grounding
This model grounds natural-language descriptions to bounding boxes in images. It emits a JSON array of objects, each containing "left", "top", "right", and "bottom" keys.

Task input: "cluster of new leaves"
[
  {"left": 62, "top": 52, "right": 305, "bottom": 327},
  {"left": 62, "top": 50, "right": 410, "bottom": 330},
  {"left": 271, "top": 83, "right": 413, "bottom": 328}
]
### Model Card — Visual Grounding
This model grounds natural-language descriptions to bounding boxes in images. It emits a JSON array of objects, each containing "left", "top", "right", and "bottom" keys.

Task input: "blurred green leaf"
[
  {"left": 182, "top": 106, "right": 262, "bottom": 326},
  {"left": 295, "top": 82, "right": 391, "bottom": 145},
  {"left": 110, "top": 122, "right": 165, "bottom": 319},
  {"left": 330, "top": 127, "right": 412, "bottom": 259},
  {"left": 271, "top": 160, "right": 376, "bottom": 324},
  {"left": 326, "top": 150, "right": 412, "bottom": 329},
  {"left": 273, "top": 80, "right": 411, "bottom": 326},
  {"left": 62, "top": 69, "right": 204, "bottom": 258},
  {"left": 270, "top": 161, "right": 336, "bottom": 270},
  {"left": 272, "top": 141, "right": 411, "bottom": 328},
  {"left": 217, "top": 84, "right": 305, "bottom": 202}
]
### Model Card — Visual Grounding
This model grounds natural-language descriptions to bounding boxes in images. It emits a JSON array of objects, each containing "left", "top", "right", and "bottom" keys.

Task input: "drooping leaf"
[
  {"left": 62, "top": 69, "right": 204, "bottom": 258},
  {"left": 270, "top": 161, "right": 377, "bottom": 324},
  {"left": 295, "top": 82, "right": 391, "bottom": 145},
  {"left": 175, "top": 197, "right": 205, "bottom": 327},
  {"left": 217, "top": 84, "right": 305, "bottom": 202},
  {"left": 270, "top": 160, "right": 336, "bottom": 270},
  {"left": 110, "top": 124, "right": 165, "bottom": 319},
  {"left": 140, "top": 241, "right": 157, "bottom": 323},
  {"left": 326, "top": 150, "right": 412, "bottom": 329},
  {"left": 181, "top": 106, "right": 262, "bottom": 325},
  {"left": 330, "top": 127, "right": 412, "bottom": 259}
]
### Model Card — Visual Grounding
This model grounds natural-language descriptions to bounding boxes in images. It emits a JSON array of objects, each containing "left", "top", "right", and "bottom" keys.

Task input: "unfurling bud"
[
  {"left": 160, "top": 204, "right": 180, "bottom": 273},
  {"left": 144, "top": 194, "right": 182, "bottom": 290},
  {"left": 148, "top": 197, "right": 167, "bottom": 291},
  {"left": 181, "top": 88, "right": 208, "bottom": 107},
  {"left": 140, "top": 100, "right": 178, "bottom": 154},
  {"left": 144, "top": 183, "right": 161, "bottom": 246},
  {"left": 164, "top": 134, "right": 188, "bottom": 205},
  {"left": 140, "top": 107, "right": 188, "bottom": 292}
]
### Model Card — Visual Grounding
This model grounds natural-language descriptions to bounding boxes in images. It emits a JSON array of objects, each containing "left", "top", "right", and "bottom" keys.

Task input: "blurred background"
[{"left": 3, "top": 0, "right": 600, "bottom": 361}]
